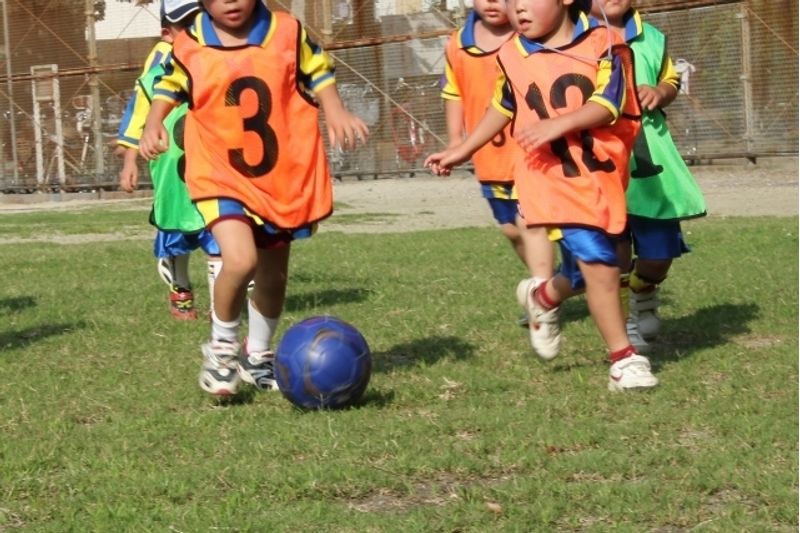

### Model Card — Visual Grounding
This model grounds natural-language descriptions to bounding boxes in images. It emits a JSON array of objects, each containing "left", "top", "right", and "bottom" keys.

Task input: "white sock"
[
  {"left": 206, "top": 257, "right": 222, "bottom": 311},
  {"left": 247, "top": 299, "right": 279, "bottom": 354},
  {"left": 172, "top": 254, "right": 191, "bottom": 289},
  {"left": 211, "top": 311, "right": 240, "bottom": 343}
]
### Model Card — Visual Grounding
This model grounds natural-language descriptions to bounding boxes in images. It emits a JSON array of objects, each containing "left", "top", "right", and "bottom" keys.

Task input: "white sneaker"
[
  {"left": 630, "top": 288, "right": 660, "bottom": 340},
  {"left": 516, "top": 278, "right": 561, "bottom": 360},
  {"left": 199, "top": 339, "right": 242, "bottom": 396},
  {"left": 626, "top": 318, "right": 651, "bottom": 354},
  {"left": 608, "top": 354, "right": 659, "bottom": 391}
]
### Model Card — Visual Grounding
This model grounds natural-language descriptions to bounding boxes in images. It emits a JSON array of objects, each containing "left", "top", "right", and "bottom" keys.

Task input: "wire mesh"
[{"left": 0, "top": 0, "right": 794, "bottom": 190}]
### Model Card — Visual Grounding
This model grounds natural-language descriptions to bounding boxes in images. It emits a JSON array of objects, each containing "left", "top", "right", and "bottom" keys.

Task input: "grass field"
[{"left": 0, "top": 204, "right": 796, "bottom": 531}]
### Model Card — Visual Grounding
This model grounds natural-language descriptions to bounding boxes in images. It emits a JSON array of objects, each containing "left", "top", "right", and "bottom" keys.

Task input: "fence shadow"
[
  {"left": 284, "top": 288, "right": 371, "bottom": 312},
  {"left": 648, "top": 302, "right": 760, "bottom": 370},
  {"left": 0, "top": 296, "right": 36, "bottom": 314},
  {"left": 0, "top": 321, "right": 86, "bottom": 352},
  {"left": 372, "top": 335, "right": 476, "bottom": 373}
]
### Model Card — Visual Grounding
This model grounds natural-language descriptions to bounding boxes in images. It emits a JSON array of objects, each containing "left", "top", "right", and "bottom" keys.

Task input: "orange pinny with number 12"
[
  {"left": 171, "top": 12, "right": 332, "bottom": 230},
  {"left": 497, "top": 27, "right": 641, "bottom": 235}
]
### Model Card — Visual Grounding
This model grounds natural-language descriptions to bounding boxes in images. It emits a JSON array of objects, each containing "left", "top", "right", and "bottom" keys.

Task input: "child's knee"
[{"left": 221, "top": 252, "right": 257, "bottom": 281}]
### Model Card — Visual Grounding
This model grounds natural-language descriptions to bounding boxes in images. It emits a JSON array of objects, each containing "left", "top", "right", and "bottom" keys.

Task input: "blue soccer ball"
[{"left": 275, "top": 316, "right": 372, "bottom": 410}]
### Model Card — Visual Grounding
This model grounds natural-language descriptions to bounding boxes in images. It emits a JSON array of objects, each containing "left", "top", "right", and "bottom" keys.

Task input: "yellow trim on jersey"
[
  {"left": 299, "top": 27, "right": 336, "bottom": 93},
  {"left": 491, "top": 72, "right": 514, "bottom": 119},
  {"left": 440, "top": 58, "right": 461, "bottom": 101},
  {"left": 659, "top": 55, "right": 680, "bottom": 89},
  {"left": 587, "top": 58, "right": 621, "bottom": 120}
]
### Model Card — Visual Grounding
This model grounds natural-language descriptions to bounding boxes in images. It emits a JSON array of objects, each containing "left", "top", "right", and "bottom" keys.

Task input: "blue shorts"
[
  {"left": 153, "top": 230, "right": 220, "bottom": 258},
  {"left": 557, "top": 228, "right": 619, "bottom": 290},
  {"left": 480, "top": 183, "right": 518, "bottom": 225},
  {"left": 195, "top": 198, "right": 316, "bottom": 249},
  {"left": 486, "top": 198, "right": 519, "bottom": 225},
  {"left": 626, "top": 216, "right": 690, "bottom": 260}
]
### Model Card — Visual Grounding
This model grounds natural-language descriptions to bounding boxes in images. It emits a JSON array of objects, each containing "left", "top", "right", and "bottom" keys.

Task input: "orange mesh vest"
[
  {"left": 445, "top": 34, "right": 517, "bottom": 183},
  {"left": 172, "top": 13, "right": 332, "bottom": 229},
  {"left": 497, "top": 28, "right": 641, "bottom": 234}
]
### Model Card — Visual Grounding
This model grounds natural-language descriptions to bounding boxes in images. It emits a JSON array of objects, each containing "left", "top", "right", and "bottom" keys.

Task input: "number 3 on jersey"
[
  {"left": 226, "top": 76, "right": 279, "bottom": 177},
  {"left": 524, "top": 75, "right": 615, "bottom": 178}
]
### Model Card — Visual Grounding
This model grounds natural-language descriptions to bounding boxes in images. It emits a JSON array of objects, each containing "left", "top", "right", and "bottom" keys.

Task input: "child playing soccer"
[
  {"left": 140, "top": 0, "right": 369, "bottom": 396},
  {"left": 426, "top": 0, "right": 658, "bottom": 391},
  {"left": 440, "top": 0, "right": 553, "bottom": 325},
  {"left": 589, "top": 0, "right": 706, "bottom": 351},
  {"left": 117, "top": 0, "right": 221, "bottom": 321}
]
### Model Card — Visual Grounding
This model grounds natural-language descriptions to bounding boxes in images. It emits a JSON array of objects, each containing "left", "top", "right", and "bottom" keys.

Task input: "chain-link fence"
[{"left": 0, "top": 0, "right": 795, "bottom": 190}]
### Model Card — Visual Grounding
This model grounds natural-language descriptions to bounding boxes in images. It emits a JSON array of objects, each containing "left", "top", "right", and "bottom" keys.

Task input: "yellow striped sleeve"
[
  {"left": 440, "top": 57, "right": 461, "bottom": 101},
  {"left": 659, "top": 55, "right": 680, "bottom": 89},
  {"left": 152, "top": 54, "right": 189, "bottom": 105},
  {"left": 298, "top": 27, "right": 336, "bottom": 93},
  {"left": 588, "top": 57, "right": 622, "bottom": 120},
  {"left": 491, "top": 70, "right": 514, "bottom": 120}
]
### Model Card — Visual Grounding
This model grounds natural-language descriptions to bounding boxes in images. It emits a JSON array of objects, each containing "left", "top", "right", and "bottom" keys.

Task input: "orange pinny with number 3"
[
  {"left": 171, "top": 12, "right": 332, "bottom": 230},
  {"left": 497, "top": 27, "right": 640, "bottom": 235}
]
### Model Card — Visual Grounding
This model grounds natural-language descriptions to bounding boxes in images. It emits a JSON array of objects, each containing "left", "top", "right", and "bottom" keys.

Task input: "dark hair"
[{"left": 569, "top": 0, "right": 592, "bottom": 19}]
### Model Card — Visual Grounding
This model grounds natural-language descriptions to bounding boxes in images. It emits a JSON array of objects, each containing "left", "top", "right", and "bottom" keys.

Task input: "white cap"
[{"left": 161, "top": 0, "right": 200, "bottom": 24}]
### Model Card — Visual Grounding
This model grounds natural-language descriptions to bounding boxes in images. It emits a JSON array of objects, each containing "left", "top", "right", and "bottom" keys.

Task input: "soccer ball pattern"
[{"left": 275, "top": 316, "right": 372, "bottom": 410}]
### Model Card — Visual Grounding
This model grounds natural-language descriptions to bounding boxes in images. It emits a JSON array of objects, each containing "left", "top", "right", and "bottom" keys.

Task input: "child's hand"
[
  {"left": 139, "top": 123, "right": 168, "bottom": 161},
  {"left": 514, "top": 118, "right": 565, "bottom": 152},
  {"left": 637, "top": 84, "right": 666, "bottom": 111},
  {"left": 424, "top": 146, "right": 469, "bottom": 176},
  {"left": 118, "top": 149, "right": 139, "bottom": 193},
  {"left": 325, "top": 106, "right": 369, "bottom": 152}
]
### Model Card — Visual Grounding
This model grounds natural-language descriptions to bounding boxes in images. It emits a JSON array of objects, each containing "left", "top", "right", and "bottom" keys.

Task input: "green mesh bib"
[
  {"left": 139, "top": 67, "right": 206, "bottom": 233},
  {"left": 627, "top": 23, "right": 706, "bottom": 220}
]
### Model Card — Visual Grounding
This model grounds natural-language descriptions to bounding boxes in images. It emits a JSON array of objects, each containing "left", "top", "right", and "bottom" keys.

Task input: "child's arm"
[
  {"left": 425, "top": 106, "right": 510, "bottom": 175},
  {"left": 637, "top": 81, "right": 677, "bottom": 111},
  {"left": 316, "top": 84, "right": 369, "bottom": 151},
  {"left": 444, "top": 99, "right": 466, "bottom": 148},
  {"left": 118, "top": 148, "right": 139, "bottom": 192},
  {"left": 139, "top": 99, "right": 175, "bottom": 160},
  {"left": 515, "top": 102, "right": 614, "bottom": 152}
]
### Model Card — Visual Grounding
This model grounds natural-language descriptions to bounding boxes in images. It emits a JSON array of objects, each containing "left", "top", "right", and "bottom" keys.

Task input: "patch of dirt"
[
  {"left": 328, "top": 156, "right": 797, "bottom": 234},
  {"left": 0, "top": 157, "right": 795, "bottom": 238}
]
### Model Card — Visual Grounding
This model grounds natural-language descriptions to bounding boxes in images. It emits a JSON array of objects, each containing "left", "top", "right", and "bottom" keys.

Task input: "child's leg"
[
  {"left": 198, "top": 219, "right": 257, "bottom": 396},
  {"left": 578, "top": 260, "right": 659, "bottom": 391},
  {"left": 518, "top": 222, "right": 554, "bottom": 280},
  {"left": 615, "top": 237, "right": 651, "bottom": 352},
  {"left": 238, "top": 244, "right": 291, "bottom": 391},
  {"left": 577, "top": 261, "right": 629, "bottom": 352},
  {"left": 155, "top": 230, "right": 198, "bottom": 320},
  {"left": 210, "top": 220, "right": 257, "bottom": 324},
  {"left": 499, "top": 221, "right": 527, "bottom": 264},
  {"left": 248, "top": 245, "right": 291, "bottom": 353}
]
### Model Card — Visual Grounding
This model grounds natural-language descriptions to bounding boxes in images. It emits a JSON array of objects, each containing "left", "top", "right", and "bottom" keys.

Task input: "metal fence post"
[
  {"left": 738, "top": 3, "right": 754, "bottom": 156},
  {"left": 86, "top": 0, "right": 104, "bottom": 181}
]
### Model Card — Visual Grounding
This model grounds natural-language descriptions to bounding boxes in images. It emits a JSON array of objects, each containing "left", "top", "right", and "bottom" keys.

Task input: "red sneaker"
[{"left": 169, "top": 285, "right": 198, "bottom": 320}]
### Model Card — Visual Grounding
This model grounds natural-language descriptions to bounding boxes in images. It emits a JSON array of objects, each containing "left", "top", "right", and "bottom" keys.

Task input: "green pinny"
[
  {"left": 627, "top": 23, "right": 706, "bottom": 220},
  {"left": 139, "top": 65, "right": 206, "bottom": 233}
]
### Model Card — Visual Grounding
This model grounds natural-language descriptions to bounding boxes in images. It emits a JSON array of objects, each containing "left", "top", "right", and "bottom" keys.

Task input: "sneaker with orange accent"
[
  {"left": 516, "top": 277, "right": 561, "bottom": 360},
  {"left": 169, "top": 285, "right": 198, "bottom": 320}
]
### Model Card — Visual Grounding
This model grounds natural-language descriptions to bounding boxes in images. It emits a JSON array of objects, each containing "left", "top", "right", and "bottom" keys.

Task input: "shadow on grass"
[
  {"left": 0, "top": 296, "right": 36, "bottom": 314},
  {"left": 649, "top": 302, "right": 759, "bottom": 370},
  {"left": 0, "top": 321, "right": 86, "bottom": 351},
  {"left": 285, "top": 287, "right": 371, "bottom": 312},
  {"left": 372, "top": 335, "right": 476, "bottom": 372}
]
